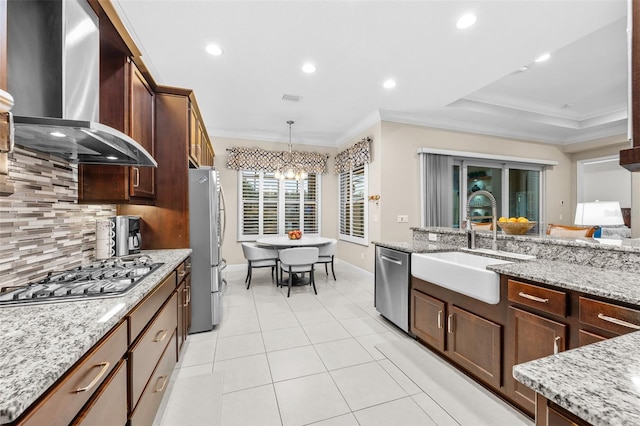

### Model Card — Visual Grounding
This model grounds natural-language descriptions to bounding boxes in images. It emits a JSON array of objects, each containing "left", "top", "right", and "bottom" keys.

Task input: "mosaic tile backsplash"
[{"left": 0, "top": 148, "right": 116, "bottom": 288}]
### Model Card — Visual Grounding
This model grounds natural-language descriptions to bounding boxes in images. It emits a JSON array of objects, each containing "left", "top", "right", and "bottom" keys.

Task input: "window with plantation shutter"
[
  {"left": 238, "top": 170, "right": 321, "bottom": 240},
  {"left": 339, "top": 163, "right": 368, "bottom": 244}
]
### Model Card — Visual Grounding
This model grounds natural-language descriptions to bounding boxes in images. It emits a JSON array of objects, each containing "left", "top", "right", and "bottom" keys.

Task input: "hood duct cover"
[{"left": 7, "top": 0, "right": 156, "bottom": 167}]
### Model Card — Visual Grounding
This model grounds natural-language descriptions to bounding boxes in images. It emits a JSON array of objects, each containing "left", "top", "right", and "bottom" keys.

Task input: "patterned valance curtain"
[
  {"left": 226, "top": 147, "right": 329, "bottom": 174},
  {"left": 334, "top": 137, "right": 372, "bottom": 174}
]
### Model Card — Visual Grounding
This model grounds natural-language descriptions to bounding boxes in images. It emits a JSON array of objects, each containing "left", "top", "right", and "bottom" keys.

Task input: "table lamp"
[{"left": 574, "top": 201, "right": 625, "bottom": 226}]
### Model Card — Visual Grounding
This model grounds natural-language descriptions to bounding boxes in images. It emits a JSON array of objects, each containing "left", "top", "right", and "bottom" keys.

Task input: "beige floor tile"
[
  {"left": 262, "top": 326, "right": 311, "bottom": 352},
  {"left": 220, "top": 384, "right": 281, "bottom": 426},
  {"left": 411, "top": 393, "right": 460, "bottom": 426},
  {"left": 274, "top": 372, "right": 350, "bottom": 426},
  {"left": 294, "top": 307, "right": 336, "bottom": 325},
  {"left": 267, "top": 345, "right": 326, "bottom": 382},
  {"left": 330, "top": 362, "right": 407, "bottom": 411},
  {"left": 258, "top": 310, "right": 300, "bottom": 331},
  {"left": 213, "top": 353, "right": 272, "bottom": 393},
  {"left": 355, "top": 330, "right": 403, "bottom": 360},
  {"left": 215, "top": 332, "right": 265, "bottom": 361},
  {"left": 378, "top": 359, "right": 422, "bottom": 395},
  {"left": 314, "top": 338, "right": 374, "bottom": 370},
  {"left": 353, "top": 396, "right": 437, "bottom": 426},
  {"left": 308, "top": 413, "right": 359, "bottom": 426},
  {"left": 340, "top": 316, "right": 393, "bottom": 337},
  {"left": 302, "top": 319, "right": 352, "bottom": 344},
  {"left": 179, "top": 338, "right": 216, "bottom": 368},
  {"left": 156, "top": 372, "right": 224, "bottom": 426}
]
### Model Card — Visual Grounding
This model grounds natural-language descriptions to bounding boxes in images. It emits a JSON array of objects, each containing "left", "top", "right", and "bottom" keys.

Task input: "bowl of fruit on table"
[
  {"left": 496, "top": 217, "right": 536, "bottom": 235},
  {"left": 288, "top": 229, "right": 303, "bottom": 240}
]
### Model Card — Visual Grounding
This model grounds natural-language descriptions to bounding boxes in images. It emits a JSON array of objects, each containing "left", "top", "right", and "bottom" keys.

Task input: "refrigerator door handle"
[
  {"left": 220, "top": 278, "right": 228, "bottom": 294},
  {"left": 220, "top": 185, "right": 227, "bottom": 246},
  {"left": 220, "top": 258, "right": 227, "bottom": 271}
]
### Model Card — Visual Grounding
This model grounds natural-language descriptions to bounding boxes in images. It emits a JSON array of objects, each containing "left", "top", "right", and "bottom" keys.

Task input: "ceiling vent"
[{"left": 282, "top": 94, "right": 302, "bottom": 102}]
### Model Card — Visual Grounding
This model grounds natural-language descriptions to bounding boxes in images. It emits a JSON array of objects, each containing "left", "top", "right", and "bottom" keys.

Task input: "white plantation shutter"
[
  {"left": 240, "top": 171, "right": 260, "bottom": 236},
  {"left": 238, "top": 170, "right": 321, "bottom": 240},
  {"left": 339, "top": 164, "right": 368, "bottom": 244},
  {"left": 304, "top": 174, "right": 319, "bottom": 234}
]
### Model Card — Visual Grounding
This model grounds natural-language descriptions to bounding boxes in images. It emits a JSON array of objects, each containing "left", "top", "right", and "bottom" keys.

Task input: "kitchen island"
[
  {"left": 0, "top": 248, "right": 191, "bottom": 424},
  {"left": 376, "top": 227, "right": 640, "bottom": 425}
]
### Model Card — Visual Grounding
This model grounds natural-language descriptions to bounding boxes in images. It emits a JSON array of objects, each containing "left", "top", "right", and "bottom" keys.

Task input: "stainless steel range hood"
[{"left": 7, "top": 0, "right": 156, "bottom": 167}]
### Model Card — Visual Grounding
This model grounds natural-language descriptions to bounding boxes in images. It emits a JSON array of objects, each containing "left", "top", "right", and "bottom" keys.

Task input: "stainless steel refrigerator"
[{"left": 189, "top": 167, "right": 226, "bottom": 333}]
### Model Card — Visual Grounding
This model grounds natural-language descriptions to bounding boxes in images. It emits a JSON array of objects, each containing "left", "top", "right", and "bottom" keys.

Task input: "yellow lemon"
[
  {"left": 508, "top": 217, "right": 517, "bottom": 222},
  {"left": 498, "top": 217, "right": 508, "bottom": 223},
  {"left": 516, "top": 217, "right": 529, "bottom": 223}
]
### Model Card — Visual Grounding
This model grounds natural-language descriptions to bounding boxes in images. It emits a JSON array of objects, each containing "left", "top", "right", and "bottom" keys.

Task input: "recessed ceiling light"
[
  {"left": 106, "top": 156, "right": 119, "bottom": 160},
  {"left": 456, "top": 14, "right": 477, "bottom": 29},
  {"left": 383, "top": 79, "right": 397, "bottom": 89},
  {"left": 302, "top": 63, "right": 316, "bottom": 73},
  {"left": 206, "top": 44, "right": 223, "bottom": 56},
  {"left": 519, "top": 66, "right": 528, "bottom": 72},
  {"left": 50, "top": 131, "right": 66, "bottom": 138},
  {"left": 534, "top": 53, "right": 551, "bottom": 63}
]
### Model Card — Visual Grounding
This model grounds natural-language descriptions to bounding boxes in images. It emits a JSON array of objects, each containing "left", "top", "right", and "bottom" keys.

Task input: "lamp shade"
[{"left": 574, "top": 201, "right": 624, "bottom": 226}]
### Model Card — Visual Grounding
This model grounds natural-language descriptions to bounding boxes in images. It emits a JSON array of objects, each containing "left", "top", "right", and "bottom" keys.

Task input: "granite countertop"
[
  {"left": 513, "top": 332, "right": 640, "bottom": 426},
  {"left": 0, "top": 249, "right": 191, "bottom": 424}
]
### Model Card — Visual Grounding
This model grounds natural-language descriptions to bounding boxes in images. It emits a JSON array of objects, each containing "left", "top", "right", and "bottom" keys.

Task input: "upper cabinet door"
[{"left": 129, "top": 63, "right": 155, "bottom": 199}]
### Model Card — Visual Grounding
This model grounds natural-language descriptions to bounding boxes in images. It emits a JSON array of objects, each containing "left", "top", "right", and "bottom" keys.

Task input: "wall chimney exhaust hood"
[{"left": 7, "top": 0, "right": 157, "bottom": 167}]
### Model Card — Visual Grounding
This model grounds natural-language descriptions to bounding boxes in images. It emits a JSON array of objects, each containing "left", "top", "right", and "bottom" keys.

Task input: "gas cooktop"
[{"left": 0, "top": 255, "right": 163, "bottom": 306}]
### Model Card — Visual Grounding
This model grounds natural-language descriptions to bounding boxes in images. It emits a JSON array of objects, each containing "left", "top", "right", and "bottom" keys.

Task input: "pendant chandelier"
[{"left": 274, "top": 120, "right": 307, "bottom": 181}]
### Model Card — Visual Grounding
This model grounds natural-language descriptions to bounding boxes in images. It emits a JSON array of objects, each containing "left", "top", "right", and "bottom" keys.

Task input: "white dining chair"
[
  {"left": 241, "top": 242, "right": 279, "bottom": 289},
  {"left": 278, "top": 247, "right": 319, "bottom": 297},
  {"left": 315, "top": 240, "right": 336, "bottom": 280}
]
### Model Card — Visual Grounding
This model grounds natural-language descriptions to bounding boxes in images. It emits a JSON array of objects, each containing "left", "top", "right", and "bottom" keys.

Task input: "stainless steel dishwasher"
[{"left": 375, "top": 246, "right": 410, "bottom": 332}]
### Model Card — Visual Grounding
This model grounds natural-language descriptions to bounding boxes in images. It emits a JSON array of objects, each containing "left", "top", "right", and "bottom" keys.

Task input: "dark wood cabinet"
[
  {"left": 410, "top": 286, "right": 502, "bottom": 389},
  {"left": 177, "top": 257, "right": 192, "bottom": 356},
  {"left": 448, "top": 305, "right": 502, "bottom": 388},
  {"left": 535, "top": 394, "right": 589, "bottom": 426},
  {"left": 128, "top": 63, "right": 155, "bottom": 199},
  {"left": 411, "top": 289, "right": 445, "bottom": 351},
  {"left": 79, "top": 13, "right": 155, "bottom": 204},
  {"left": 508, "top": 307, "right": 566, "bottom": 414}
]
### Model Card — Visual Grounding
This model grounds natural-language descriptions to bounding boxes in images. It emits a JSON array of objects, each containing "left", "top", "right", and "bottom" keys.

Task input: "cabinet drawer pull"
[
  {"left": 553, "top": 336, "right": 561, "bottom": 355},
  {"left": 186, "top": 263, "right": 192, "bottom": 270},
  {"left": 447, "top": 314, "right": 454, "bottom": 334},
  {"left": 518, "top": 292, "right": 549, "bottom": 303},
  {"left": 154, "top": 375, "right": 169, "bottom": 393},
  {"left": 437, "top": 310, "right": 443, "bottom": 329},
  {"left": 597, "top": 313, "right": 640, "bottom": 330},
  {"left": 187, "top": 285, "right": 191, "bottom": 304},
  {"left": 153, "top": 329, "right": 169, "bottom": 342},
  {"left": 75, "top": 361, "right": 110, "bottom": 393},
  {"left": 178, "top": 270, "right": 187, "bottom": 277}
]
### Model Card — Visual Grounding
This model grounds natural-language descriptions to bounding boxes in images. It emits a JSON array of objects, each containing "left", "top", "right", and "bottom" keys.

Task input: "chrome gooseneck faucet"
[{"left": 466, "top": 190, "right": 498, "bottom": 251}]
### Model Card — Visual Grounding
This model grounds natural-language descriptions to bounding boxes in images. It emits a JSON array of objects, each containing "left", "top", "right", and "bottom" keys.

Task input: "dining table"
[
  {"left": 255, "top": 235, "right": 336, "bottom": 286},
  {"left": 255, "top": 235, "right": 336, "bottom": 248}
]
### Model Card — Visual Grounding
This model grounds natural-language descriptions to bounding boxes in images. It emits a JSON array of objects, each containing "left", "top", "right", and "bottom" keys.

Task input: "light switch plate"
[
  {"left": 428, "top": 233, "right": 437, "bottom": 241},
  {"left": 397, "top": 215, "right": 409, "bottom": 223}
]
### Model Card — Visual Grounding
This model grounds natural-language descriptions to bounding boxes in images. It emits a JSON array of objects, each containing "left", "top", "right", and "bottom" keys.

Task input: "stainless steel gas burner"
[{"left": 0, "top": 255, "right": 163, "bottom": 306}]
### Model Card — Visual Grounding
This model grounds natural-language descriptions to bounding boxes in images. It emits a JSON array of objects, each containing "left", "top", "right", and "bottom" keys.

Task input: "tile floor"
[{"left": 153, "top": 260, "right": 533, "bottom": 426}]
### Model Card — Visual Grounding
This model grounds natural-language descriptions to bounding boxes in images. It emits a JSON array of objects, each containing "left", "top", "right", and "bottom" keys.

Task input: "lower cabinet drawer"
[
  {"left": 17, "top": 321, "right": 128, "bottom": 426},
  {"left": 130, "top": 292, "right": 178, "bottom": 409},
  {"left": 579, "top": 297, "right": 640, "bottom": 335},
  {"left": 508, "top": 279, "right": 567, "bottom": 317},
  {"left": 72, "top": 359, "right": 128, "bottom": 426},
  {"left": 129, "top": 330, "right": 178, "bottom": 426}
]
